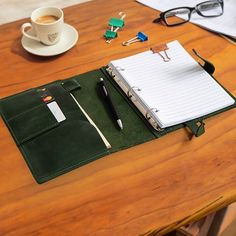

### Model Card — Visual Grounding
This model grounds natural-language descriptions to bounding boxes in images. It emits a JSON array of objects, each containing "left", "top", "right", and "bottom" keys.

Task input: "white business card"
[{"left": 47, "top": 101, "right": 66, "bottom": 122}]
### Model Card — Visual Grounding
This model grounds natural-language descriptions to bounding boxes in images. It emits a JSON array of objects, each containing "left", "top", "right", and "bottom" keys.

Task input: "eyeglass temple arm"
[
  {"left": 192, "top": 49, "right": 215, "bottom": 75},
  {"left": 153, "top": 17, "right": 161, "bottom": 23}
]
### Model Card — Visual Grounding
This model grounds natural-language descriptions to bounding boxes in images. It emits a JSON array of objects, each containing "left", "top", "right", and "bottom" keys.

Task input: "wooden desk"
[{"left": 0, "top": 0, "right": 236, "bottom": 235}]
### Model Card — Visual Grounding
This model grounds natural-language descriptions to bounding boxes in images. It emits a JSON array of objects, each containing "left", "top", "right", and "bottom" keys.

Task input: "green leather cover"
[
  {"left": 0, "top": 81, "right": 109, "bottom": 183},
  {"left": 0, "top": 68, "right": 235, "bottom": 184},
  {"left": 69, "top": 69, "right": 156, "bottom": 153}
]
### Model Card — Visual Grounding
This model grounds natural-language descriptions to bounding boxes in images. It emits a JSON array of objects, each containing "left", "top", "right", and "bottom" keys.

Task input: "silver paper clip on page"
[{"left": 122, "top": 32, "right": 148, "bottom": 46}]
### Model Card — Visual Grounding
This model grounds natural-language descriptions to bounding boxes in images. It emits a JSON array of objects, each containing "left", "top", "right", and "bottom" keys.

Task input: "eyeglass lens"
[
  {"left": 163, "top": 0, "right": 223, "bottom": 26},
  {"left": 164, "top": 8, "right": 191, "bottom": 25},
  {"left": 197, "top": 1, "right": 223, "bottom": 16}
]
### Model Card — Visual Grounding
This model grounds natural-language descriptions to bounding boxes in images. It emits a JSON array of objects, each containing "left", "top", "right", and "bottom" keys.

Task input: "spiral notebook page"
[{"left": 109, "top": 40, "right": 235, "bottom": 128}]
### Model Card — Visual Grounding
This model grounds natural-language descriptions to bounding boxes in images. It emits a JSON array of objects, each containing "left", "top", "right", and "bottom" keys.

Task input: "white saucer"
[{"left": 21, "top": 23, "right": 78, "bottom": 56}]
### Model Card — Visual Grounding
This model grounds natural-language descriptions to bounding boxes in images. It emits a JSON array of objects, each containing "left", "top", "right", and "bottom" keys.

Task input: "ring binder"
[
  {"left": 106, "top": 40, "right": 235, "bottom": 133},
  {"left": 106, "top": 64, "right": 164, "bottom": 132}
]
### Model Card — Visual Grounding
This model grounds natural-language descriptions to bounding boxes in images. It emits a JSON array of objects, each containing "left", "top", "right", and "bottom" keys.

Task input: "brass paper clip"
[{"left": 151, "top": 44, "right": 171, "bottom": 62}]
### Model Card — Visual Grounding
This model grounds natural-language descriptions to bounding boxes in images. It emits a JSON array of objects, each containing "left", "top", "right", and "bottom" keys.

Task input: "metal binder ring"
[
  {"left": 132, "top": 86, "right": 141, "bottom": 92},
  {"left": 106, "top": 67, "right": 111, "bottom": 73},
  {"left": 106, "top": 67, "right": 114, "bottom": 76},
  {"left": 106, "top": 67, "right": 122, "bottom": 82},
  {"left": 127, "top": 86, "right": 141, "bottom": 100},
  {"left": 127, "top": 89, "right": 133, "bottom": 98},
  {"left": 145, "top": 108, "right": 159, "bottom": 120},
  {"left": 111, "top": 71, "right": 116, "bottom": 77},
  {"left": 115, "top": 66, "right": 125, "bottom": 71},
  {"left": 156, "top": 126, "right": 164, "bottom": 132}
]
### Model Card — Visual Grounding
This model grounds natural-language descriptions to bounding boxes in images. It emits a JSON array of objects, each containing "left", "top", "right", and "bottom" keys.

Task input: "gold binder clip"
[{"left": 151, "top": 44, "right": 171, "bottom": 62}]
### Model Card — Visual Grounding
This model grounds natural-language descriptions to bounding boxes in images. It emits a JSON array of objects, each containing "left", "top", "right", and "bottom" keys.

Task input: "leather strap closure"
[{"left": 185, "top": 120, "right": 205, "bottom": 137}]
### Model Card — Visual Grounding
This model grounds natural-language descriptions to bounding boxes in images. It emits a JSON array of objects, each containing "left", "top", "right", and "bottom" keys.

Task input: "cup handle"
[{"left": 21, "top": 23, "right": 40, "bottom": 42}]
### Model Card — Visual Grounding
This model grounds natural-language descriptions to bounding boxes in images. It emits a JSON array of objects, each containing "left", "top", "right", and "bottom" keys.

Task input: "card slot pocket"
[
  {"left": 0, "top": 89, "right": 43, "bottom": 120},
  {"left": 7, "top": 103, "right": 60, "bottom": 145},
  {"left": 21, "top": 120, "right": 109, "bottom": 183}
]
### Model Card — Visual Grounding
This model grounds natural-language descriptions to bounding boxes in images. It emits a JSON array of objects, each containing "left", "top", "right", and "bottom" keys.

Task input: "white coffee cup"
[{"left": 21, "top": 7, "right": 64, "bottom": 46}]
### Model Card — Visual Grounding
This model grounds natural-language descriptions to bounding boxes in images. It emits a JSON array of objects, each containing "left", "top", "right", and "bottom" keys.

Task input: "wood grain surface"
[{"left": 0, "top": 0, "right": 236, "bottom": 235}]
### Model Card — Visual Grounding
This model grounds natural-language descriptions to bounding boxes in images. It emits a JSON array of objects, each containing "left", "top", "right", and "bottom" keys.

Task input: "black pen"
[{"left": 99, "top": 78, "right": 123, "bottom": 130}]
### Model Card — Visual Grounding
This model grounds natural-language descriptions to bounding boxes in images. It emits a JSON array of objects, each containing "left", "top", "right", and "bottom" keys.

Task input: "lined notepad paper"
[{"left": 107, "top": 41, "right": 234, "bottom": 129}]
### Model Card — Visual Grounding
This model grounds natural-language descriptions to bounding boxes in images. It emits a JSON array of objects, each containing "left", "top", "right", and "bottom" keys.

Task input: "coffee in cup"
[
  {"left": 35, "top": 15, "right": 59, "bottom": 24},
  {"left": 21, "top": 7, "right": 64, "bottom": 46}
]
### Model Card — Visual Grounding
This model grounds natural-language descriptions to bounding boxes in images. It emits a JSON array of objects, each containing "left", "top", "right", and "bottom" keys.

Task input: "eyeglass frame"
[{"left": 153, "top": 0, "right": 224, "bottom": 26}]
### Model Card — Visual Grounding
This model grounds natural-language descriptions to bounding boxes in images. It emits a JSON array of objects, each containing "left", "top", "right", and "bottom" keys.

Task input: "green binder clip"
[
  {"left": 104, "top": 30, "right": 117, "bottom": 40},
  {"left": 104, "top": 12, "right": 126, "bottom": 44},
  {"left": 109, "top": 17, "right": 125, "bottom": 29}
]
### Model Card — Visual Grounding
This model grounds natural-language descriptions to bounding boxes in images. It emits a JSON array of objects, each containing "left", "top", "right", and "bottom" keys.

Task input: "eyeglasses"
[{"left": 153, "top": 0, "right": 224, "bottom": 26}]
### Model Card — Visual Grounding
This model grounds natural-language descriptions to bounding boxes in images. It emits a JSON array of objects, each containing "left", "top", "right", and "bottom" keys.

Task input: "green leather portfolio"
[{"left": 0, "top": 42, "right": 235, "bottom": 184}]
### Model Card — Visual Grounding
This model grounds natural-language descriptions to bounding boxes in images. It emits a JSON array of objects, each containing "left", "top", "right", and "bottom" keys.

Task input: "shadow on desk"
[{"left": 10, "top": 36, "right": 63, "bottom": 62}]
